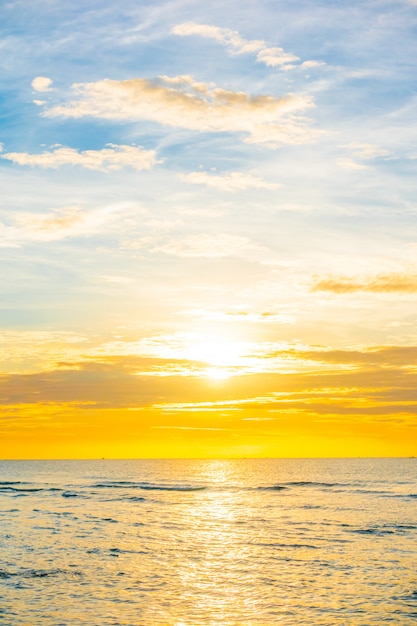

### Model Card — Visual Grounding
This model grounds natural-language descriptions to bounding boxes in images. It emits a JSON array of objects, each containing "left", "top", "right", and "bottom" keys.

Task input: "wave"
[
  {"left": 92, "top": 481, "right": 206, "bottom": 492},
  {"left": 0, "top": 481, "right": 23, "bottom": 485},
  {"left": 348, "top": 523, "right": 417, "bottom": 536},
  {"left": 124, "top": 496, "right": 146, "bottom": 502},
  {"left": 0, "top": 487, "right": 45, "bottom": 493},
  {"left": 257, "top": 481, "right": 348, "bottom": 492},
  {"left": 255, "top": 542, "right": 318, "bottom": 549},
  {"left": 139, "top": 484, "right": 206, "bottom": 492},
  {"left": 285, "top": 481, "right": 346, "bottom": 488},
  {"left": 61, "top": 491, "right": 79, "bottom": 498},
  {"left": 257, "top": 485, "right": 288, "bottom": 491},
  {"left": 0, "top": 568, "right": 82, "bottom": 579}
]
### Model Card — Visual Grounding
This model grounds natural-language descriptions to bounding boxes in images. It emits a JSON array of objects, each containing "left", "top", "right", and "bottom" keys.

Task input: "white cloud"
[
  {"left": 171, "top": 22, "right": 264, "bottom": 55},
  {"left": 129, "top": 233, "right": 267, "bottom": 258},
  {"left": 0, "top": 202, "right": 138, "bottom": 246},
  {"left": 256, "top": 47, "right": 299, "bottom": 68},
  {"left": 1, "top": 144, "right": 160, "bottom": 172},
  {"left": 32, "top": 76, "right": 53, "bottom": 92},
  {"left": 172, "top": 22, "right": 323, "bottom": 72},
  {"left": 180, "top": 170, "right": 281, "bottom": 191},
  {"left": 43, "top": 76, "right": 319, "bottom": 147},
  {"left": 337, "top": 143, "right": 391, "bottom": 170},
  {"left": 337, "top": 158, "right": 369, "bottom": 171},
  {"left": 300, "top": 60, "right": 326, "bottom": 69},
  {"left": 0, "top": 206, "right": 84, "bottom": 246},
  {"left": 344, "top": 142, "right": 391, "bottom": 160}
]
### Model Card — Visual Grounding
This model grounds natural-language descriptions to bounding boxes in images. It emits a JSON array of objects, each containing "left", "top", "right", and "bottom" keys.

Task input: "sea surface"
[{"left": 0, "top": 458, "right": 416, "bottom": 625}]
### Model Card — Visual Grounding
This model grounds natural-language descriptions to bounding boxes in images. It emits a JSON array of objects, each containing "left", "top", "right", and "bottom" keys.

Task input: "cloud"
[
  {"left": 0, "top": 207, "right": 84, "bottom": 246},
  {"left": 14, "top": 206, "right": 84, "bottom": 235},
  {"left": 42, "top": 76, "right": 320, "bottom": 146},
  {"left": 0, "top": 202, "right": 137, "bottom": 245},
  {"left": 32, "top": 76, "right": 53, "bottom": 92},
  {"left": 180, "top": 170, "right": 281, "bottom": 191},
  {"left": 336, "top": 158, "right": 369, "bottom": 170},
  {"left": 3, "top": 338, "right": 417, "bottom": 428},
  {"left": 311, "top": 273, "right": 417, "bottom": 293},
  {"left": 182, "top": 308, "right": 295, "bottom": 324},
  {"left": 345, "top": 143, "right": 391, "bottom": 160},
  {"left": 171, "top": 23, "right": 321, "bottom": 71},
  {"left": 130, "top": 233, "right": 267, "bottom": 258},
  {"left": 300, "top": 60, "right": 325, "bottom": 69},
  {"left": 262, "top": 345, "right": 417, "bottom": 368},
  {"left": 1, "top": 144, "right": 159, "bottom": 172},
  {"left": 337, "top": 143, "right": 391, "bottom": 169},
  {"left": 256, "top": 47, "right": 299, "bottom": 68},
  {"left": 171, "top": 22, "right": 264, "bottom": 55}
]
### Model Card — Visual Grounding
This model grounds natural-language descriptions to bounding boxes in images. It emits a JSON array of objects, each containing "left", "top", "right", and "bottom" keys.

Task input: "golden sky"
[{"left": 1, "top": 0, "right": 417, "bottom": 458}]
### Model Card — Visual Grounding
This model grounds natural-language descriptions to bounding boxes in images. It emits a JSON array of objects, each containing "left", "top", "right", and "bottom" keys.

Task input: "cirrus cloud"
[
  {"left": 180, "top": 170, "right": 281, "bottom": 191},
  {"left": 171, "top": 23, "right": 319, "bottom": 71},
  {"left": 127, "top": 233, "right": 267, "bottom": 258},
  {"left": 171, "top": 22, "right": 265, "bottom": 55}
]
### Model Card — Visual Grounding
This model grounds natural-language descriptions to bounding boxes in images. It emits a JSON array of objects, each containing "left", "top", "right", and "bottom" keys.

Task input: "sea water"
[{"left": 0, "top": 458, "right": 416, "bottom": 625}]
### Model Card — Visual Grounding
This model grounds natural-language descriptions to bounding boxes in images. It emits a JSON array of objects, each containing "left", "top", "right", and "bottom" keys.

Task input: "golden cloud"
[
  {"left": 43, "top": 76, "right": 319, "bottom": 146},
  {"left": 311, "top": 273, "right": 417, "bottom": 293}
]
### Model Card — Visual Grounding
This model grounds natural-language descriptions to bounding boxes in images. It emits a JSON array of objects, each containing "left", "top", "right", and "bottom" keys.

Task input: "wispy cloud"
[
  {"left": 171, "top": 22, "right": 265, "bottom": 55},
  {"left": 345, "top": 143, "right": 391, "bottom": 160},
  {"left": 171, "top": 23, "right": 320, "bottom": 71},
  {"left": 311, "top": 273, "right": 417, "bottom": 293},
  {"left": 2, "top": 144, "right": 160, "bottom": 172},
  {"left": 336, "top": 158, "right": 369, "bottom": 171},
  {"left": 0, "top": 202, "right": 138, "bottom": 246},
  {"left": 180, "top": 170, "right": 281, "bottom": 191},
  {"left": 42, "top": 75, "right": 320, "bottom": 146},
  {"left": 337, "top": 142, "right": 391, "bottom": 169},
  {"left": 182, "top": 308, "right": 295, "bottom": 324},
  {"left": 128, "top": 233, "right": 267, "bottom": 258}
]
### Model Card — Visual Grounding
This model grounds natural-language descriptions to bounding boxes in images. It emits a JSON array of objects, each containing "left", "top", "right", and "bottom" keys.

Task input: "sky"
[{"left": 1, "top": 0, "right": 417, "bottom": 458}]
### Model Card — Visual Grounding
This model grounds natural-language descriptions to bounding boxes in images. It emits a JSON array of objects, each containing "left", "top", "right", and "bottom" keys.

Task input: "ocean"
[{"left": 0, "top": 458, "right": 416, "bottom": 625}]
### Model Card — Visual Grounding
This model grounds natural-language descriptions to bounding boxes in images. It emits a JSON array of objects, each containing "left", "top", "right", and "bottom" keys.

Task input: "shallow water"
[{"left": 0, "top": 458, "right": 416, "bottom": 625}]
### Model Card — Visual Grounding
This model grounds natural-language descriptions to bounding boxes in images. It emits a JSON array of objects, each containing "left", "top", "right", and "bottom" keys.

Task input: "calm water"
[{"left": 0, "top": 458, "right": 416, "bottom": 625}]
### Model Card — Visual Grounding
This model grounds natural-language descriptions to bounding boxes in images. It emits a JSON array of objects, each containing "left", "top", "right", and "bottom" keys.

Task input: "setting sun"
[{"left": 185, "top": 336, "right": 244, "bottom": 367}]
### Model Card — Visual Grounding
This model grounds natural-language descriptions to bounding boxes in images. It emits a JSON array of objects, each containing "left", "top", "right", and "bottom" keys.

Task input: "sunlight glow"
[{"left": 183, "top": 336, "right": 247, "bottom": 379}]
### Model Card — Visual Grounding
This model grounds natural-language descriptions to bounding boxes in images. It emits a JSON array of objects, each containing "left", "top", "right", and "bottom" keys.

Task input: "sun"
[
  {"left": 185, "top": 336, "right": 244, "bottom": 379},
  {"left": 204, "top": 367, "right": 232, "bottom": 380}
]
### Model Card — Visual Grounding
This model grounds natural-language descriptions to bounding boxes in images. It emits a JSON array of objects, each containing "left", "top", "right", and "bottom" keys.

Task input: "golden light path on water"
[{"left": 0, "top": 459, "right": 416, "bottom": 624}]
